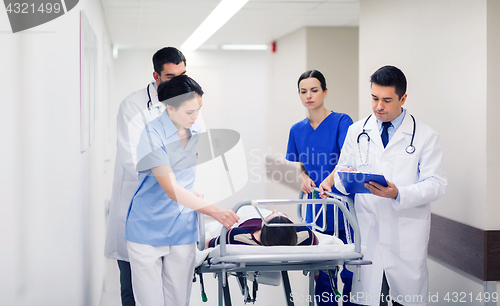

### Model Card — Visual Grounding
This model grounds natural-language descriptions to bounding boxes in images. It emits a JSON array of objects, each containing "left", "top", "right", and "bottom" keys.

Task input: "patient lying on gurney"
[
  {"left": 206, "top": 208, "right": 319, "bottom": 248},
  {"left": 197, "top": 207, "right": 351, "bottom": 270}
]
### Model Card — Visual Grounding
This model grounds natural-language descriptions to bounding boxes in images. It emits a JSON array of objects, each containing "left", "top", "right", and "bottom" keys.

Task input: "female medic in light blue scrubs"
[
  {"left": 286, "top": 70, "right": 356, "bottom": 306},
  {"left": 125, "top": 75, "right": 238, "bottom": 306}
]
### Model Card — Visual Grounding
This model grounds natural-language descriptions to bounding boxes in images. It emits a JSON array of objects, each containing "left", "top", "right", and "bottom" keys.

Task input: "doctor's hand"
[
  {"left": 365, "top": 180, "right": 399, "bottom": 199},
  {"left": 300, "top": 173, "right": 316, "bottom": 194}
]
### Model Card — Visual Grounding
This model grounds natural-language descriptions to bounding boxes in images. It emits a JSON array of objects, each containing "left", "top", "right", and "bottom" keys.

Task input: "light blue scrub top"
[{"left": 125, "top": 111, "right": 201, "bottom": 246}]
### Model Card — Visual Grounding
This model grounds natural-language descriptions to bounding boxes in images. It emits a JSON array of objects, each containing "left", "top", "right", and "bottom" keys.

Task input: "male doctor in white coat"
[
  {"left": 320, "top": 65, "right": 446, "bottom": 306},
  {"left": 105, "top": 47, "right": 188, "bottom": 306}
]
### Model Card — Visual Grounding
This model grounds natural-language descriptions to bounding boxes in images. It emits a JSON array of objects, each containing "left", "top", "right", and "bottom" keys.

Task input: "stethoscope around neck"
[
  {"left": 356, "top": 114, "right": 416, "bottom": 165},
  {"left": 146, "top": 83, "right": 162, "bottom": 117}
]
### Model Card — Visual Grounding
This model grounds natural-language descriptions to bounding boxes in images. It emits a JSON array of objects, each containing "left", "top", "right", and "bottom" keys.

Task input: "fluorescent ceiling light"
[
  {"left": 112, "top": 44, "right": 119, "bottom": 59},
  {"left": 181, "top": 0, "right": 249, "bottom": 51},
  {"left": 198, "top": 44, "right": 219, "bottom": 50},
  {"left": 221, "top": 44, "right": 268, "bottom": 50}
]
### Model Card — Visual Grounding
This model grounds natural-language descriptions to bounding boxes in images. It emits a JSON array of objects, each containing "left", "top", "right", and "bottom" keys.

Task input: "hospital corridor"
[{"left": 2, "top": 0, "right": 500, "bottom": 305}]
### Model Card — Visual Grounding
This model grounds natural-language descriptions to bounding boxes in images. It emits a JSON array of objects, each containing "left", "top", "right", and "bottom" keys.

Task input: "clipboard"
[{"left": 337, "top": 171, "right": 388, "bottom": 194}]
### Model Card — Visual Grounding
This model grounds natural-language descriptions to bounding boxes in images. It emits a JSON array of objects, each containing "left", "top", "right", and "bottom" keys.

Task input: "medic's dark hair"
[
  {"left": 260, "top": 216, "right": 298, "bottom": 246},
  {"left": 152, "top": 47, "right": 186, "bottom": 74},
  {"left": 297, "top": 70, "right": 327, "bottom": 92},
  {"left": 157, "top": 75, "right": 203, "bottom": 109},
  {"left": 370, "top": 65, "right": 407, "bottom": 100}
]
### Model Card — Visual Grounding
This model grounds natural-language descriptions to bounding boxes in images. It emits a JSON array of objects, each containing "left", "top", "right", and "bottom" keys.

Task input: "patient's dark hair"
[
  {"left": 157, "top": 74, "right": 203, "bottom": 109},
  {"left": 260, "top": 216, "right": 298, "bottom": 246}
]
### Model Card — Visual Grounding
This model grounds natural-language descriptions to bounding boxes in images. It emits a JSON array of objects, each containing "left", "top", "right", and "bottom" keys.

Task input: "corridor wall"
[{"left": 0, "top": 1, "right": 114, "bottom": 305}]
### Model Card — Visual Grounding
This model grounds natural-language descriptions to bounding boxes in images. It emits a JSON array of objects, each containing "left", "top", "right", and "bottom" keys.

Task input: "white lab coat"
[
  {"left": 334, "top": 112, "right": 446, "bottom": 306},
  {"left": 105, "top": 81, "right": 164, "bottom": 261}
]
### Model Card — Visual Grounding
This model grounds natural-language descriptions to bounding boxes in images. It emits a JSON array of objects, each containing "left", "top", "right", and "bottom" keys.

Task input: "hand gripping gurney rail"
[{"left": 195, "top": 189, "right": 371, "bottom": 306}]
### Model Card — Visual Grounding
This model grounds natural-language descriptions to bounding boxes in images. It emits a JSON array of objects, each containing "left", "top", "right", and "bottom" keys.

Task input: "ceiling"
[{"left": 101, "top": 0, "right": 360, "bottom": 50}]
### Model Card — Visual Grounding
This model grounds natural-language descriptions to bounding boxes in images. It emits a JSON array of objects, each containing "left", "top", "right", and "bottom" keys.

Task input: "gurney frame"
[{"left": 196, "top": 193, "right": 371, "bottom": 306}]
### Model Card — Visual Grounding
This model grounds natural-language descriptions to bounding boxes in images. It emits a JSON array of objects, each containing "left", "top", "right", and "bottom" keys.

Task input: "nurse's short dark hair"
[
  {"left": 370, "top": 65, "right": 407, "bottom": 100},
  {"left": 297, "top": 70, "right": 327, "bottom": 92},
  {"left": 153, "top": 47, "right": 186, "bottom": 74},
  {"left": 157, "top": 75, "right": 204, "bottom": 109},
  {"left": 260, "top": 216, "right": 298, "bottom": 246}
]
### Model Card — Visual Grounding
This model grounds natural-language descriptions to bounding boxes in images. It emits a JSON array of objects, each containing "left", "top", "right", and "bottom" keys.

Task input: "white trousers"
[{"left": 127, "top": 241, "right": 196, "bottom": 306}]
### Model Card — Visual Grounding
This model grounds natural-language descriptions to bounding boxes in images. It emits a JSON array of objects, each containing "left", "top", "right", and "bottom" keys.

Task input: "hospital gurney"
[{"left": 195, "top": 190, "right": 371, "bottom": 306}]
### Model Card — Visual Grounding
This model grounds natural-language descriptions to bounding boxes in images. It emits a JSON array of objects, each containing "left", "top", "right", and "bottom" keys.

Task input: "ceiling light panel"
[{"left": 181, "top": 0, "right": 250, "bottom": 51}]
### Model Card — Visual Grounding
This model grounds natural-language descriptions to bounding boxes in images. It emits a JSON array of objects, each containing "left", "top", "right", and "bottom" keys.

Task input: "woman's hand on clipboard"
[
  {"left": 318, "top": 167, "right": 354, "bottom": 198},
  {"left": 318, "top": 170, "right": 337, "bottom": 198}
]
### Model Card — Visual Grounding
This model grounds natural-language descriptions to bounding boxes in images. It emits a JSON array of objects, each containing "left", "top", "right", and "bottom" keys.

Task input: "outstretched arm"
[{"left": 152, "top": 165, "right": 239, "bottom": 228}]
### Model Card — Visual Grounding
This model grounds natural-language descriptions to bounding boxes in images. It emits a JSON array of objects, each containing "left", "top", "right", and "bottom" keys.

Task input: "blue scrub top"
[
  {"left": 286, "top": 111, "right": 353, "bottom": 232},
  {"left": 125, "top": 111, "right": 201, "bottom": 246}
]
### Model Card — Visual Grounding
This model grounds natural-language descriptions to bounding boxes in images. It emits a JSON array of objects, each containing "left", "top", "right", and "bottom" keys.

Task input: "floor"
[{"left": 99, "top": 259, "right": 121, "bottom": 306}]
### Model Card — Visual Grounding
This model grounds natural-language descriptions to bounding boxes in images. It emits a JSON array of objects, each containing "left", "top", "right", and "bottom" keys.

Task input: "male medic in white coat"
[
  {"left": 104, "top": 47, "right": 189, "bottom": 306},
  {"left": 320, "top": 66, "right": 446, "bottom": 306}
]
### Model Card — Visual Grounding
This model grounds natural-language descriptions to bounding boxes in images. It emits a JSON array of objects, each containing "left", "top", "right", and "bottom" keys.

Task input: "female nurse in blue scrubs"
[
  {"left": 125, "top": 75, "right": 239, "bottom": 306},
  {"left": 286, "top": 70, "right": 356, "bottom": 306}
]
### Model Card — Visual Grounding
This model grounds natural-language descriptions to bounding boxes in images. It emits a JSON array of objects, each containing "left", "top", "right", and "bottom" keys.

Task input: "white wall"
[
  {"left": 307, "top": 27, "right": 359, "bottom": 121},
  {"left": 264, "top": 28, "right": 308, "bottom": 211},
  {"left": 267, "top": 28, "right": 308, "bottom": 157},
  {"left": 428, "top": 257, "right": 486, "bottom": 306},
  {"left": 486, "top": 0, "right": 500, "bottom": 229},
  {"left": 0, "top": 1, "right": 114, "bottom": 305}
]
